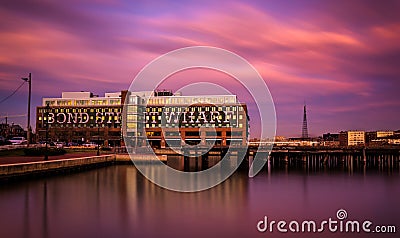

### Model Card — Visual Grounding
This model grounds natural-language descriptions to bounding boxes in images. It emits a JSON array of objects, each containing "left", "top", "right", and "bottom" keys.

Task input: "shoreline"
[{"left": 0, "top": 153, "right": 168, "bottom": 182}]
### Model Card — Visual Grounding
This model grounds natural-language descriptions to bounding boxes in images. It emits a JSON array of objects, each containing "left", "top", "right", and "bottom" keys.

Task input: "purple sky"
[{"left": 0, "top": 0, "right": 399, "bottom": 137}]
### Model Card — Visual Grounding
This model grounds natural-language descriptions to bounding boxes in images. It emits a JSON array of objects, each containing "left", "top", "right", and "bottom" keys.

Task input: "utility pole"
[{"left": 22, "top": 73, "right": 32, "bottom": 147}]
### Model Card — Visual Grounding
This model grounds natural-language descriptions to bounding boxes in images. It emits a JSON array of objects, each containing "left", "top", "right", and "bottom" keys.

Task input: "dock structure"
[
  {"left": 0, "top": 154, "right": 162, "bottom": 180},
  {"left": 147, "top": 145, "right": 400, "bottom": 171},
  {"left": 0, "top": 145, "right": 399, "bottom": 180},
  {"left": 248, "top": 145, "right": 400, "bottom": 171}
]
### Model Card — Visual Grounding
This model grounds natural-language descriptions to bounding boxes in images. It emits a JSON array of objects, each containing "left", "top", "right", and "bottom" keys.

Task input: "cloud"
[{"left": 0, "top": 0, "right": 399, "bottom": 136}]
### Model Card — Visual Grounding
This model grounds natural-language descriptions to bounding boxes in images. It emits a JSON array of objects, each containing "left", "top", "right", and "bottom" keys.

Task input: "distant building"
[
  {"left": 0, "top": 123, "right": 26, "bottom": 139},
  {"left": 388, "top": 131, "right": 400, "bottom": 145},
  {"left": 339, "top": 131, "right": 365, "bottom": 146},
  {"left": 366, "top": 131, "right": 376, "bottom": 144},
  {"left": 0, "top": 123, "right": 7, "bottom": 138},
  {"left": 274, "top": 136, "right": 287, "bottom": 142},
  {"left": 322, "top": 133, "right": 339, "bottom": 146},
  {"left": 365, "top": 131, "right": 394, "bottom": 145},
  {"left": 377, "top": 131, "right": 394, "bottom": 138},
  {"left": 323, "top": 133, "right": 339, "bottom": 141},
  {"left": 388, "top": 139, "right": 400, "bottom": 145}
]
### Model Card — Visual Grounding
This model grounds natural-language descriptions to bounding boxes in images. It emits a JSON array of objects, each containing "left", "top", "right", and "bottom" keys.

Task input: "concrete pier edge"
[{"left": 0, "top": 154, "right": 166, "bottom": 181}]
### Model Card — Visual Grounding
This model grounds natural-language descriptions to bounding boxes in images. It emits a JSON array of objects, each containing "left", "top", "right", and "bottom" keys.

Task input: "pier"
[
  {"left": 0, "top": 154, "right": 164, "bottom": 180},
  {"left": 1, "top": 145, "right": 399, "bottom": 180},
  {"left": 147, "top": 145, "right": 400, "bottom": 171},
  {"left": 264, "top": 146, "right": 400, "bottom": 167}
]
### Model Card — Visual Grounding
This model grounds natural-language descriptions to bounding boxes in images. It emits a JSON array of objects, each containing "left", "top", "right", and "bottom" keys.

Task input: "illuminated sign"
[
  {"left": 41, "top": 105, "right": 245, "bottom": 128},
  {"left": 47, "top": 112, "right": 121, "bottom": 124},
  {"left": 42, "top": 108, "right": 122, "bottom": 125},
  {"left": 144, "top": 106, "right": 242, "bottom": 128}
]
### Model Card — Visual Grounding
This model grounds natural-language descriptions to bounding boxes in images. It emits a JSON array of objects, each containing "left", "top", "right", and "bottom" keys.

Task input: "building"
[
  {"left": 388, "top": 139, "right": 400, "bottom": 145},
  {"left": 387, "top": 131, "right": 400, "bottom": 145},
  {"left": 36, "top": 90, "right": 249, "bottom": 148},
  {"left": 123, "top": 90, "right": 249, "bottom": 149},
  {"left": 339, "top": 131, "right": 365, "bottom": 146},
  {"left": 36, "top": 91, "right": 125, "bottom": 146},
  {"left": 0, "top": 123, "right": 26, "bottom": 139},
  {"left": 376, "top": 131, "right": 394, "bottom": 138},
  {"left": 365, "top": 131, "right": 395, "bottom": 146},
  {"left": 274, "top": 136, "right": 287, "bottom": 142},
  {"left": 323, "top": 133, "right": 339, "bottom": 141},
  {"left": 366, "top": 131, "right": 394, "bottom": 142},
  {"left": 322, "top": 133, "right": 339, "bottom": 146}
]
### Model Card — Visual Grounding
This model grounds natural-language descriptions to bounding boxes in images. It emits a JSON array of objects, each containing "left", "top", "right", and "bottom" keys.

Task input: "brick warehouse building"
[
  {"left": 36, "top": 91, "right": 126, "bottom": 146},
  {"left": 36, "top": 90, "right": 249, "bottom": 148}
]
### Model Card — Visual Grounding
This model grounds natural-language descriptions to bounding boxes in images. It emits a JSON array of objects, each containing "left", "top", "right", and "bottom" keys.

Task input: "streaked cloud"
[{"left": 0, "top": 0, "right": 399, "bottom": 136}]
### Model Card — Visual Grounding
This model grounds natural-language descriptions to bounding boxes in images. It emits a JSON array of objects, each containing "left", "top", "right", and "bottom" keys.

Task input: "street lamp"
[
  {"left": 44, "top": 103, "right": 50, "bottom": 161},
  {"left": 21, "top": 73, "right": 31, "bottom": 147}
]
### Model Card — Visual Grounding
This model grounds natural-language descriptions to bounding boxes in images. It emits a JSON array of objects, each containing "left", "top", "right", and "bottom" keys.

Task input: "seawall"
[{"left": 0, "top": 154, "right": 164, "bottom": 180}]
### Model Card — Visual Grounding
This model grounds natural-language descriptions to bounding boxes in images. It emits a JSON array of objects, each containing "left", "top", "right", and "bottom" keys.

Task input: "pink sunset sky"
[{"left": 0, "top": 0, "right": 399, "bottom": 137}]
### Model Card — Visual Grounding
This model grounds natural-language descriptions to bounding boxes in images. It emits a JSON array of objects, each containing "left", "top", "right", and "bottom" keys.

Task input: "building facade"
[
  {"left": 123, "top": 90, "right": 248, "bottom": 149},
  {"left": 365, "top": 131, "right": 395, "bottom": 146},
  {"left": 339, "top": 131, "right": 365, "bottom": 146},
  {"left": 322, "top": 133, "right": 340, "bottom": 146},
  {"left": 376, "top": 131, "right": 394, "bottom": 138},
  {"left": 36, "top": 91, "right": 125, "bottom": 146},
  {"left": 36, "top": 90, "right": 249, "bottom": 148},
  {"left": 0, "top": 123, "right": 26, "bottom": 139}
]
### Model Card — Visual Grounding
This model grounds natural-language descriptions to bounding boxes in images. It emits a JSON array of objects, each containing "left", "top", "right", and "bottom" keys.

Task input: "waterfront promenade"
[
  {"left": 0, "top": 149, "right": 168, "bottom": 180},
  {"left": 0, "top": 152, "right": 101, "bottom": 165}
]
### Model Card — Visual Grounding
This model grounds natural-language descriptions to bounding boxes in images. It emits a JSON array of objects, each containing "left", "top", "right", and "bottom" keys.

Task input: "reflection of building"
[
  {"left": 36, "top": 91, "right": 126, "bottom": 146},
  {"left": 339, "top": 131, "right": 365, "bottom": 146},
  {"left": 124, "top": 90, "right": 248, "bottom": 148},
  {"left": 36, "top": 90, "right": 249, "bottom": 148}
]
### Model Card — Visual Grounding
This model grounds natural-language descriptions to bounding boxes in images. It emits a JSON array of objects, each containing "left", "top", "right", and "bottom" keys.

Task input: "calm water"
[{"left": 0, "top": 162, "right": 399, "bottom": 238}]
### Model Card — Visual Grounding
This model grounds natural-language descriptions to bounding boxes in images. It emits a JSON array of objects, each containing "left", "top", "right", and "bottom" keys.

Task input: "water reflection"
[
  {"left": 0, "top": 158, "right": 399, "bottom": 238},
  {"left": 41, "top": 181, "right": 48, "bottom": 238},
  {"left": 0, "top": 165, "right": 249, "bottom": 238},
  {"left": 23, "top": 184, "right": 29, "bottom": 238}
]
